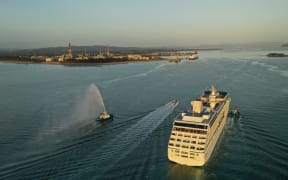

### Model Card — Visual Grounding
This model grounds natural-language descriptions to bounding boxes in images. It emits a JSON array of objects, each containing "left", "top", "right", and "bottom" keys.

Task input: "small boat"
[
  {"left": 229, "top": 108, "right": 240, "bottom": 119},
  {"left": 188, "top": 52, "right": 199, "bottom": 60},
  {"left": 96, "top": 111, "right": 113, "bottom": 122},
  {"left": 171, "top": 99, "right": 179, "bottom": 105},
  {"left": 169, "top": 58, "right": 181, "bottom": 64}
]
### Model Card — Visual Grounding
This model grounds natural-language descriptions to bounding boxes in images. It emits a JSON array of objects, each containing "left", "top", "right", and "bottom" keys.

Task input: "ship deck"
[
  {"left": 202, "top": 91, "right": 228, "bottom": 98},
  {"left": 175, "top": 101, "right": 225, "bottom": 125}
]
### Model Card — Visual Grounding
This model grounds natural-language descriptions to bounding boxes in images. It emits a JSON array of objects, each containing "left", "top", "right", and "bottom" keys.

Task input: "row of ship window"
[
  {"left": 174, "top": 154, "right": 195, "bottom": 159},
  {"left": 168, "top": 143, "right": 205, "bottom": 150},
  {"left": 173, "top": 150, "right": 199, "bottom": 156},
  {"left": 173, "top": 149, "right": 198, "bottom": 155},
  {"left": 170, "top": 138, "right": 205, "bottom": 145},
  {"left": 172, "top": 149, "right": 199, "bottom": 158},
  {"left": 171, "top": 133, "right": 206, "bottom": 139},
  {"left": 173, "top": 127, "right": 207, "bottom": 134},
  {"left": 174, "top": 122, "right": 208, "bottom": 129},
  {"left": 171, "top": 133, "right": 198, "bottom": 138}
]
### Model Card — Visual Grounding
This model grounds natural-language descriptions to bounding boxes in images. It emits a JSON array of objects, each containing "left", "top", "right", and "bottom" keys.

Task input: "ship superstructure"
[{"left": 168, "top": 86, "right": 231, "bottom": 166}]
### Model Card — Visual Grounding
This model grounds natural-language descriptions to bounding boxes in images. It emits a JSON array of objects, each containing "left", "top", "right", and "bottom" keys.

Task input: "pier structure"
[{"left": 159, "top": 51, "right": 197, "bottom": 57}]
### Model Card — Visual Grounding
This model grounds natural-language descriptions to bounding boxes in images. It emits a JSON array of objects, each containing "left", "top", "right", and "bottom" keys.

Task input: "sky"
[{"left": 0, "top": 0, "right": 288, "bottom": 48}]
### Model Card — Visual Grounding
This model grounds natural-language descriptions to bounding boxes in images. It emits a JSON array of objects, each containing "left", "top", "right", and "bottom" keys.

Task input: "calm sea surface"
[{"left": 0, "top": 48, "right": 287, "bottom": 179}]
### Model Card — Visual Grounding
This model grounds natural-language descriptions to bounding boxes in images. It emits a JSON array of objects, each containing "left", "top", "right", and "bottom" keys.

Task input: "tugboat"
[
  {"left": 171, "top": 99, "right": 179, "bottom": 105},
  {"left": 96, "top": 111, "right": 113, "bottom": 122},
  {"left": 229, "top": 108, "right": 240, "bottom": 119}
]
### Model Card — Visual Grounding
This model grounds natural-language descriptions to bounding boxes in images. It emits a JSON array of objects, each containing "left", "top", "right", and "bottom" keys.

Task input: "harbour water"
[{"left": 0, "top": 47, "right": 287, "bottom": 179}]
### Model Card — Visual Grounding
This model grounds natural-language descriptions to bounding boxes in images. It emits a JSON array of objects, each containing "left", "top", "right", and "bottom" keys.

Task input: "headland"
[
  {"left": 0, "top": 43, "right": 222, "bottom": 65},
  {"left": 266, "top": 53, "right": 288, "bottom": 57}
]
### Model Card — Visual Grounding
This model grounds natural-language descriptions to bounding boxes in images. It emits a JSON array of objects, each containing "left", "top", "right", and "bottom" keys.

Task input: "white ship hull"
[{"left": 202, "top": 101, "right": 230, "bottom": 165}]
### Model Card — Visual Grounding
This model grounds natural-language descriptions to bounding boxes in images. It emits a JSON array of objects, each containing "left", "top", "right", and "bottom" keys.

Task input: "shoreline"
[
  {"left": 266, "top": 53, "right": 288, "bottom": 58},
  {"left": 0, "top": 58, "right": 170, "bottom": 66}
]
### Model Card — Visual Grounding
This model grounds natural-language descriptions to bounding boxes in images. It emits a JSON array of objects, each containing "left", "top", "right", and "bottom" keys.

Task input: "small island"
[
  {"left": 281, "top": 43, "right": 288, "bottom": 47},
  {"left": 266, "top": 53, "right": 288, "bottom": 57}
]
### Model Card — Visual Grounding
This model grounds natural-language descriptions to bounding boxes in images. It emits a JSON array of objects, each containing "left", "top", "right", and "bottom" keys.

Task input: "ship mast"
[{"left": 209, "top": 85, "right": 217, "bottom": 109}]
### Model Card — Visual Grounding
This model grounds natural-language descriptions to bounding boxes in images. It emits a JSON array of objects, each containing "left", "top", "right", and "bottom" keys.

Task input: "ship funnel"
[
  {"left": 211, "top": 85, "right": 217, "bottom": 96},
  {"left": 192, "top": 100, "right": 203, "bottom": 114}
]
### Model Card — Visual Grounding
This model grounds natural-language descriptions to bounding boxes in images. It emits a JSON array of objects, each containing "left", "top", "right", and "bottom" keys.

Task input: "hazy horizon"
[
  {"left": 0, "top": 41, "right": 286, "bottom": 51},
  {"left": 1, "top": 0, "right": 288, "bottom": 49}
]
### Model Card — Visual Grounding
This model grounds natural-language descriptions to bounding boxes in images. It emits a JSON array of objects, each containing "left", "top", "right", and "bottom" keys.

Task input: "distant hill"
[
  {"left": 0, "top": 45, "right": 138, "bottom": 57},
  {"left": 0, "top": 45, "right": 222, "bottom": 57},
  {"left": 281, "top": 43, "right": 288, "bottom": 47}
]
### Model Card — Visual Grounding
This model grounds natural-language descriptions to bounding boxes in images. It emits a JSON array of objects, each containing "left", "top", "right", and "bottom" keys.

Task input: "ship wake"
[{"left": 73, "top": 100, "right": 179, "bottom": 179}]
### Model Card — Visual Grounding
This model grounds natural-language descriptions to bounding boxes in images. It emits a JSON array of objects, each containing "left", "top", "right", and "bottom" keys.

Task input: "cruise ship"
[{"left": 168, "top": 86, "right": 231, "bottom": 166}]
